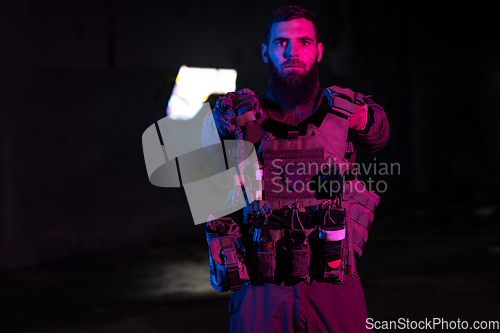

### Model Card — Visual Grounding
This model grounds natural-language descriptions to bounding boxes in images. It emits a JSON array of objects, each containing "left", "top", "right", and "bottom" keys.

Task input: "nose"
[{"left": 284, "top": 41, "right": 298, "bottom": 58}]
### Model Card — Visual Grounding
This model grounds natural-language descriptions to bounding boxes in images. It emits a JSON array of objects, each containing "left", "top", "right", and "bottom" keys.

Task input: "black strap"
[{"left": 220, "top": 237, "right": 241, "bottom": 291}]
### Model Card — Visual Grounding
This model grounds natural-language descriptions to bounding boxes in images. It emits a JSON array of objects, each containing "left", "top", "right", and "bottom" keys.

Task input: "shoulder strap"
[{"left": 308, "top": 87, "right": 358, "bottom": 174}]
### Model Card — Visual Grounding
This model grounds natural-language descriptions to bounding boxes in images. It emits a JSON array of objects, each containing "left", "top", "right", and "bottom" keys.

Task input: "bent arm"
[{"left": 349, "top": 97, "right": 390, "bottom": 153}]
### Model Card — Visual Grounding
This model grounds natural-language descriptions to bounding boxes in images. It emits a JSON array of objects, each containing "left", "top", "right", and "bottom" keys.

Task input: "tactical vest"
[{"left": 206, "top": 87, "right": 379, "bottom": 292}]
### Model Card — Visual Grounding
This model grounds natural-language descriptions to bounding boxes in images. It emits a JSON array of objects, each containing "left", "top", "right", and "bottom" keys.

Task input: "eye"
[
  {"left": 302, "top": 40, "right": 311, "bottom": 46},
  {"left": 277, "top": 40, "right": 287, "bottom": 47}
]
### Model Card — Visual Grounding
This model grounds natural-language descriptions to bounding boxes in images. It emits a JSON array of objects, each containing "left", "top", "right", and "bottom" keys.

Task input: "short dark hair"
[{"left": 265, "top": 5, "right": 320, "bottom": 45}]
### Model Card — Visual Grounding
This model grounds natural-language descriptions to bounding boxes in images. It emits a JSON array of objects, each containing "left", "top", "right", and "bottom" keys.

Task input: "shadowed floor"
[{"left": 1, "top": 203, "right": 499, "bottom": 332}]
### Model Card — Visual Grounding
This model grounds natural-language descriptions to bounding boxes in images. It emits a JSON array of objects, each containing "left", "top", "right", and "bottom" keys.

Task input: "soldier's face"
[{"left": 262, "top": 18, "right": 323, "bottom": 76}]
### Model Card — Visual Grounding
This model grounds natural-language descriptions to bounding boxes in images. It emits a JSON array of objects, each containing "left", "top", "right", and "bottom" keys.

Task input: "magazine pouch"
[
  {"left": 254, "top": 227, "right": 280, "bottom": 284},
  {"left": 281, "top": 230, "right": 310, "bottom": 284},
  {"left": 206, "top": 218, "right": 249, "bottom": 292}
]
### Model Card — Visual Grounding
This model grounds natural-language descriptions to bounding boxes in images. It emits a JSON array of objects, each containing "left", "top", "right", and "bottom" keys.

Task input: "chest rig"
[{"left": 206, "top": 87, "right": 379, "bottom": 292}]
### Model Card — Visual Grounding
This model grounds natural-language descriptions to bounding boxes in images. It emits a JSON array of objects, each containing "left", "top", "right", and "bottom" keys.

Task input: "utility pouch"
[
  {"left": 256, "top": 250, "right": 275, "bottom": 283},
  {"left": 317, "top": 224, "right": 346, "bottom": 283},
  {"left": 281, "top": 230, "right": 310, "bottom": 283},
  {"left": 253, "top": 227, "right": 279, "bottom": 284},
  {"left": 290, "top": 245, "right": 310, "bottom": 282},
  {"left": 206, "top": 218, "right": 249, "bottom": 292}
]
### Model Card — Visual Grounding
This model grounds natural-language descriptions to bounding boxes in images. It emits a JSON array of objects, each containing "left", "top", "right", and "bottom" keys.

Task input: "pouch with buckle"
[{"left": 206, "top": 217, "right": 250, "bottom": 292}]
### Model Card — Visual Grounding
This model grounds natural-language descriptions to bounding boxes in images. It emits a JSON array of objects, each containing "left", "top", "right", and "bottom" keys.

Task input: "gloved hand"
[
  {"left": 349, "top": 103, "right": 368, "bottom": 131},
  {"left": 212, "top": 88, "right": 262, "bottom": 138},
  {"left": 322, "top": 86, "right": 369, "bottom": 131},
  {"left": 220, "top": 88, "right": 260, "bottom": 117}
]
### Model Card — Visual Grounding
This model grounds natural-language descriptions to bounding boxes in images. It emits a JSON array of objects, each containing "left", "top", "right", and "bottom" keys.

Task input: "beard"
[{"left": 268, "top": 58, "right": 319, "bottom": 108}]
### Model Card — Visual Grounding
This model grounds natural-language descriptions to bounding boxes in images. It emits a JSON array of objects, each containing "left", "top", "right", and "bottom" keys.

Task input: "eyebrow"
[{"left": 273, "top": 37, "right": 314, "bottom": 43}]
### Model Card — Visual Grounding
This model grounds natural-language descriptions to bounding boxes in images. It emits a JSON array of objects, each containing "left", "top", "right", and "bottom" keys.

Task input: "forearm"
[{"left": 349, "top": 98, "right": 390, "bottom": 153}]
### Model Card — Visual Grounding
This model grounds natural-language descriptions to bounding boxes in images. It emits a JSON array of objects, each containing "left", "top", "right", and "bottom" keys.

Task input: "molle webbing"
[
  {"left": 342, "top": 178, "right": 355, "bottom": 275},
  {"left": 313, "top": 113, "right": 350, "bottom": 174},
  {"left": 351, "top": 232, "right": 366, "bottom": 257},
  {"left": 243, "top": 198, "right": 327, "bottom": 217},
  {"left": 347, "top": 180, "right": 379, "bottom": 257},
  {"left": 350, "top": 209, "right": 371, "bottom": 230},
  {"left": 350, "top": 188, "right": 379, "bottom": 213},
  {"left": 261, "top": 148, "right": 324, "bottom": 200},
  {"left": 261, "top": 136, "right": 326, "bottom": 201},
  {"left": 260, "top": 134, "right": 325, "bottom": 151}
]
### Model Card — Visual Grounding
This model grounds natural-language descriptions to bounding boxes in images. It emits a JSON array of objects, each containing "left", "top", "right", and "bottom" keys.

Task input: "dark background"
[{"left": 1, "top": 0, "right": 499, "bottom": 331}]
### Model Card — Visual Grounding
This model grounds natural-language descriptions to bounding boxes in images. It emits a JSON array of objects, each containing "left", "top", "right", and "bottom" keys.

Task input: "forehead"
[{"left": 269, "top": 18, "right": 316, "bottom": 41}]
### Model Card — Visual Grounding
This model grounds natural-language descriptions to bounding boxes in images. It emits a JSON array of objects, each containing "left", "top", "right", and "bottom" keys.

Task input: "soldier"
[{"left": 203, "top": 5, "right": 389, "bottom": 333}]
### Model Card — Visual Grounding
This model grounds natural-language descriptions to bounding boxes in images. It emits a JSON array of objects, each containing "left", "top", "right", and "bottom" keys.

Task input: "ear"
[
  {"left": 316, "top": 42, "right": 323, "bottom": 62},
  {"left": 261, "top": 44, "right": 269, "bottom": 63}
]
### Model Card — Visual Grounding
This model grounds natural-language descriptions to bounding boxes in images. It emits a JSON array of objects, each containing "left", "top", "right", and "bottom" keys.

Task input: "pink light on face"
[{"left": 261, "top": 18, "right": 323, "bottom": 75}]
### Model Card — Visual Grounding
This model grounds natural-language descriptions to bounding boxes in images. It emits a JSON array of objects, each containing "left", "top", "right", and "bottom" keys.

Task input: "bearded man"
[{"left": 202, "top": 5, "right": 389, "bottom": 333}]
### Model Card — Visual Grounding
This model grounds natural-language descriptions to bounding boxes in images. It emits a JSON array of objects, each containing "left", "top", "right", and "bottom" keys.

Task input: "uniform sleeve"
[
  {"left": 201, "top": 109, "right": 228, "bottom": 153},
  {"left": 211, "top": 96, "right": 236, "bottom": 141},
  {"left": 349, "top": 97, "right": 390, "bottom": 153}
]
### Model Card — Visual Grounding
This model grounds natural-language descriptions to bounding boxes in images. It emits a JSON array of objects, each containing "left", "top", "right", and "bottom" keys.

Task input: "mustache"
[{"left": 282, "top": 59, "right": 306, "bottom": 69}]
